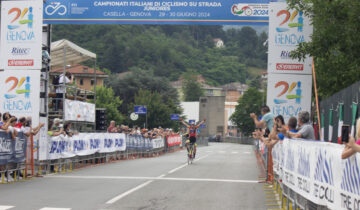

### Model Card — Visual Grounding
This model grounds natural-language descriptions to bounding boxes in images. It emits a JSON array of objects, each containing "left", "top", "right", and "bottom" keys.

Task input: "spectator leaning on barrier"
[
  {"left": 250, "top": 106, "right": 274, "bottom": 132},
  {"left": 63, "top": 122, "right": 76, "bottom": 137},
  {"left": 278, "top": 116, "right": 298, "bottom": 141},
  {"left": 285, "top": 111, "right": 315, "bottom": 140},
  {"left": 47, "top": 120, "right": 63, "bottom": 137},
  {"left": 107, "top": 121, "right": 118, "bottom": 133},
  {"left": 0, "top": 113, "right": 14, "bottom": 131},
  {"left": 342, "top": 118, "right": 360, "bottom": 158}
]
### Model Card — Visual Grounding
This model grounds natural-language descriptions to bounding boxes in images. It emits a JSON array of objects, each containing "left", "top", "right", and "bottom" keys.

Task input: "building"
[
  {"left": 199, "top": 96, "right": 226, "bottom": 138},
  {"left": 171, "top": 75, "right": 223, "bottom": 101},
  {"left": 50, "top": 64, "right": 108, "bottom": 91},
  {"left": 213, "top": 38, "right": 225, "bottom": 48},
  {"left": 221, "top": 82, "right": 249, "bottom": 102}
]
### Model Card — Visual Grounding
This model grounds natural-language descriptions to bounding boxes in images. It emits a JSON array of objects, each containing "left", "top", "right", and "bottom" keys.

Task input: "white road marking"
[
  {"left": 231, "top": 151, "right": 239, "bottom": 154},
  {"left": 168, "top": 163, "right": 188, "bottom": 174},
  {"left": 106, "top": 180, "right": 153, "bottom": 204},
  {"left": 0, "top": 206, "right": 14, "bottom": 210},
  {"left": 46, "top": 175, "right": 258, "bottom": 184},
  {"left": 39, "top": 208, "right": 71, "bottom": 210}
]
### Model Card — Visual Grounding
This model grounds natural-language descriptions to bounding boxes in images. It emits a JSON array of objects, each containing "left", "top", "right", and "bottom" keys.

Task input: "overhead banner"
[
  {"left": 267, "top": 2, "right": 312, "bottom": 74},
  {"left": 272, "top": 139, "right": 360, "bottom": 210},
  {"left": 266, "top": 73, "right": 312, "bottom": 123},
  {"left": 0, "top": 0, "right": 43, "bottom": 70},
  {"left": 0, "top": 70, "right": 40, "bottom": 127},
  {"left": 64, "top": 99, "right": 95, "bottom": 122},
  {"left": 43, "top": 0, "right": 269, "bottom": 25},
  {"left": 47, "top": 133, "right": 126, "bottom": 160}
]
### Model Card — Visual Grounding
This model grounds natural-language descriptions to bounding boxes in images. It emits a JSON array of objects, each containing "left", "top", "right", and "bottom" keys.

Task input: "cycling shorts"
[{"left": 186, "top": 139, "right": 197, "bottom": 146}]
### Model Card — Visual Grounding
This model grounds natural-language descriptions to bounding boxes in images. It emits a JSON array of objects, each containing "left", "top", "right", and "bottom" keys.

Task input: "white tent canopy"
[{"left": 51, "top": 39, "right": 96, "bottom": 67}]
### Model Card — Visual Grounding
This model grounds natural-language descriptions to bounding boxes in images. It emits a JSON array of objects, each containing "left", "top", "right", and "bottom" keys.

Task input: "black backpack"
[{"left": 52, "top": 75, "right": 60, "bottom": 88}]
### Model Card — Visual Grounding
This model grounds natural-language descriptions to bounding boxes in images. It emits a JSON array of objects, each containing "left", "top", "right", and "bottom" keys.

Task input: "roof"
[
  {"left": 220, "top": 82, "right": 249, "bottom": 91},
  {"left": 51, "top": 39, "right": 96, "bottom": 67},
  {"left": 51, "top": 64, "right": 107, "bottom": 77}
]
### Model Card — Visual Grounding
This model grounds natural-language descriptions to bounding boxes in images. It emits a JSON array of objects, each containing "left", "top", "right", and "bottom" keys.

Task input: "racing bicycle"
[{"left": 187, "top": 142, "right": 195, "bottom": 164}]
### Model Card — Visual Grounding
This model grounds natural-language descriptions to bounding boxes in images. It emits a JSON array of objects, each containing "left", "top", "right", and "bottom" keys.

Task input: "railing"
[{"left": 1, "top": 133, "right": 208, "bottom": 183}]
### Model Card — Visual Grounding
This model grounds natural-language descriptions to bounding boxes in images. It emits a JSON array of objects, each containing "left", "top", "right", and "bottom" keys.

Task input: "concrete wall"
[{"left": 199, "top": 96, "right": 225, "bottom": 137}]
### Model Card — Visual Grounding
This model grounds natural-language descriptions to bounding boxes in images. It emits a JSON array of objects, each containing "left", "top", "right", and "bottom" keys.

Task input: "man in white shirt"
[{"left": 55, "top": 72, "right": 73, "bottom": 111}]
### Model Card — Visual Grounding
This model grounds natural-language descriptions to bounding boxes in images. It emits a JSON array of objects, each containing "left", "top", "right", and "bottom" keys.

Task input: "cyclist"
[{"left": 180, "top": 118, "right": 206, "bottom": 158}]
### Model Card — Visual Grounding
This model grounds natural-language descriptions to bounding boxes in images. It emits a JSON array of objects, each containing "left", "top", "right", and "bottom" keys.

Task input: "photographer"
[{"left": 55, "top": 72, "right": 74, "bottom": 111}]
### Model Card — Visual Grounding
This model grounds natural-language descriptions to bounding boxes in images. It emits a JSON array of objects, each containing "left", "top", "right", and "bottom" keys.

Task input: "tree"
[
  {"left": 94, "top": 86, "right": 124, "bottom": 124},
  {"left": 230, "top": 87, "right": 263, "bottom": 136},
  {"left": 131, "top": 89, "right": 182, "bottom": 129},
  {"left": 107, "top": 68, "right": 180, "bottom": 115},
  {"left": 287, "top": 0, "right": 360, "bottom": 97},
  {"left": 182, "top": 73, "right": 204, "bottom": 101}
]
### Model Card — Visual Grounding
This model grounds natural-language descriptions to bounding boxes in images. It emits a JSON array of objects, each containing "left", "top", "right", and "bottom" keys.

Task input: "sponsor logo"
[
  {"left": 273, "top": 81, "right": 302, "bottom": 105},
  {"left": 45, "top": 2, "right": 67, "bottom": 16},
  {"left": 274, "top": 9, "right": 305, "bottom": 45},
  {"left": 11, "top": 47, "right": 30, "bottom": 56},
  {"left": 314, "top": 149, "right": 334, "bottom": 186},
  {"left": 276, "top": 63, "right": 303, "bottom": 71},
  {"left": 280, "top": 50, "right": 290, "bottom": 59},
  {"left": 341, "top": 156, "right": 360, "bottom": 195},
  {"left": 6, "top": 5, "right": 36, "bottom": 42},
  {"left": 8, "top": 59, "right": 34, "bottom": 66},
  {"left": 231, "top": 4, "right": 268, "bottom": 17}
]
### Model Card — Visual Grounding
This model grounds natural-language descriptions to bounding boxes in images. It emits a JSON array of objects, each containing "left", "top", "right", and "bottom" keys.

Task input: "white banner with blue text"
[
  {"left": 47, "top": 133, "right": 126, "bottom": 160},
  {"left": 272, "top": 139, "right": 360, "bottom": 210}
]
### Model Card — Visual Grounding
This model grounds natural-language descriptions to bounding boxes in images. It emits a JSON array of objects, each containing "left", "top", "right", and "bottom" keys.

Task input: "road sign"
[
  {"left": 189, "top": 120, "right": 195, "bottom": 124},
  {"left": 134, "top": 105, "right": 147, "bottom": 115},
  {"left": 200, "top": 124, "right": 206, "bottom": 128},
  {"left": 130, "top": 112, "right": 138, "bottom": 121},
  {"left": 171, "top": 114, "right": 180, "bottom": 120}
]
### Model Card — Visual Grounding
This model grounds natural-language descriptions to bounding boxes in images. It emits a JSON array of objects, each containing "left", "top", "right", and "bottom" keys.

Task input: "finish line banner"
[
  {"left": 272, "top": 139, "right": 360, "bottom": 210},
  {"left": 43, "top": 0, "right": 269, "bottom": 25}
]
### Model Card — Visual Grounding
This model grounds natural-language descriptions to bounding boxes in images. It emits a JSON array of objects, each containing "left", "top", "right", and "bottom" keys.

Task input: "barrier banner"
[
  {"left": 0, "top": 131, "right": 27, "bottom": 164},
  {"left": 0, "top": 0, "right": 43, "bottom": 70},
  {"left": 274, "top": 139, "right": 360, "bottom": 210},
  {"left": 64, "top": 99, "right": 95, "bottom": 122},
  {"left": 167, "top": 135, "right": 181, "bottom": 146},
  {"left": 43, "top": 0, "right": 269, "bottom": 25},
  {"left": 48, "top": 133, "right": 126, "bottom": 159},
  {"left": 152, "top": 137, "right": 164, "bottom": 149}
]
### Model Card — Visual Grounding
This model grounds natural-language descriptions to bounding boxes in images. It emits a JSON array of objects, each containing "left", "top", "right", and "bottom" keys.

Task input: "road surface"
[{"left": 0, "top": 143, "right": 267, "bottom": 210}]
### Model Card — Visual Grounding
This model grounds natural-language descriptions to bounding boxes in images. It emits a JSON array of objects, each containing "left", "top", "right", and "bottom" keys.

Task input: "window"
[
  {"left": 80, "top": 79, "right": 84, "bottom": 86},
  {"left": 91, "top": 79, "right": 95, "bottom": 86}
]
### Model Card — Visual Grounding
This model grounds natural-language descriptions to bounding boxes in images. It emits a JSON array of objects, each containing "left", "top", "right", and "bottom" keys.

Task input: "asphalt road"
[{"left": 0, "top": 143, "right": 267, "bottom": 210}]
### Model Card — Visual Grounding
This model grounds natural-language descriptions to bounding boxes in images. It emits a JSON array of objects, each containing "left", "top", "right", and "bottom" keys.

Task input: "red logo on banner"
[
  {"left": 276, "top": 63, "right": 303, "bottom": 71},
  {"left": 8, "top": 59, "right": 34, "bottom": 66}
]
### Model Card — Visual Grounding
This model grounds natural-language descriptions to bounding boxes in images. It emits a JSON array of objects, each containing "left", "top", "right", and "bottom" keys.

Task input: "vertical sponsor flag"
[
  {"left": 337, "top": 104, "right": 344, "bottom": 144},
  {"left": 328, "top": 109, "right": 333, "bottom": 142},
  {"left": 320, "top": 112, "right": 324, "bottom": 141},
  {"left": 351, "top": 102, "right": 358, "bottom": 137}
]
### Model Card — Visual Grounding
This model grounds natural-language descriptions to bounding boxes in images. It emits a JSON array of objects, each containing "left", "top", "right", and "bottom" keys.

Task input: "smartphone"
[{"left": 341, "top": 125, "right": 350, "bottom": 143}]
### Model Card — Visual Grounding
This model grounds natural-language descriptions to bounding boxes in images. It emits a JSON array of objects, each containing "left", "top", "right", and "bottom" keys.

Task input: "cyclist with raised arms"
[{"left": 180, "top": 118, "right": 206, "bottom": 159}]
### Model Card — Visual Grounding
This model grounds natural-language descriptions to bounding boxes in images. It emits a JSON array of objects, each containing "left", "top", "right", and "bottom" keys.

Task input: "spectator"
[
  {"left": 47, "top": 120, "right": 63, "bottom": 137},
  {"left": 55, "top": 72, "right": 73, "bottom": 111},
  {"left": 0, "top": 112, "right": 13, "bottom": 131},
  {"left": 7, "top": 117, "right": 18, "bottom": 139},
  {"left": 342, "top": 118, "right": 360, "bottom": 159},
  {"left": 24, "top": 117, "right": 45, "bottom": 137},
  {"left": 250, "top": 106, "right": 274, "bottom": 132},
  {"left": 277, "top": 116, "right": 298, "bottom": 141},
  {"left": 63, "top": 122, "right": 76, "bottom": 137},
  {"left": 285, "top": 111, "right": 315, "bottom": 140},
  {"left": 107, "top": 121, "right": 118, "bottom": 133},
  {"left": 51, "top": 118, "right": 62, "bottom": 131}
]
